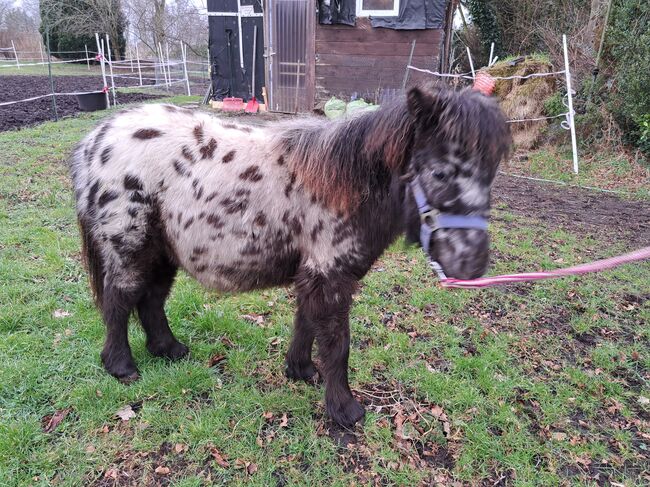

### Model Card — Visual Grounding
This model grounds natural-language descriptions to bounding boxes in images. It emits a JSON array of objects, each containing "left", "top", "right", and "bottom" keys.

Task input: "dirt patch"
[
  {"left": 493, "top": 174, "right": 650, "bottom": 246},
  {"left": 0, "top": 75, "right": 163, "bottom": 131}
]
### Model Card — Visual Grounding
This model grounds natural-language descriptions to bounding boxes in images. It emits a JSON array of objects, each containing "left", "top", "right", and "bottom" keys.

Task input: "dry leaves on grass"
[
  {"left": 115, "top": 405, "right": 137, "bottom": 422},
  {"left": 41, "top": 408, "right": 71, "bottom": 433},
  {"left": 209, "top": 446, "right": 230, "bottom": 468},
  {"left": 207, "top": 354, "right": 226, "bottom": 368},
  {"left": 241, "top": 313, "right": 269, "bottom": 327},
  {"left": 53, "top": 309, "right": 71, "bottom": 318},
  {"left": 154, "top": 466, "right": 170, "bottom": 475},
  {"left": 234, "top": 458, "right": 259, "bottom": 475}
]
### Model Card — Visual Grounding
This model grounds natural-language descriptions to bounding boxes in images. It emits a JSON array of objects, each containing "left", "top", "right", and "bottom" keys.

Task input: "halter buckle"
[{"left": 420, "top": 209, "right": 440, "bottom": 231}]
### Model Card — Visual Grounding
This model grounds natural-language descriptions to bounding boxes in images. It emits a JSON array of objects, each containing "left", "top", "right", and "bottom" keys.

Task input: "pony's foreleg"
[
  {"left": 295, "top": 272, "right": 365, "bottom": 427},
  {"left": 285, "top": 307, "right": 318, "bottom": 382}
]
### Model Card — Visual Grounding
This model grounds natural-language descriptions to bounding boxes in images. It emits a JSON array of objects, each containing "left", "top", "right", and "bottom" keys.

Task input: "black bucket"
[{"left": 76, "top": 92, "right": 108, "bottom": 112}]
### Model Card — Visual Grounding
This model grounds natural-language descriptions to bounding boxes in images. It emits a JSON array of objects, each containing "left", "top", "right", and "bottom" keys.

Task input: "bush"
[
  {"left": 544, "top": 92, "right": 565, "bottom": 118},
  {"left": 604, "top": 1, "right": 650, "bottom": 156},
  {"left": 637, "top": 115, "right": 650, "bottom": 156}
]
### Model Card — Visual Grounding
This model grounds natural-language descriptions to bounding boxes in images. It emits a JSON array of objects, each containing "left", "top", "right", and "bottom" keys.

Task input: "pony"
[{"left": 68, "top": 86, "right": 511, "bottom": 427}]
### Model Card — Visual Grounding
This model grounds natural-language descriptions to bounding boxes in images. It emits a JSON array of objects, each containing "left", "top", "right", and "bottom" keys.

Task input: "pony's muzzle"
[{"left": 430, "top": 229, "right": 490, "bottom": 280}]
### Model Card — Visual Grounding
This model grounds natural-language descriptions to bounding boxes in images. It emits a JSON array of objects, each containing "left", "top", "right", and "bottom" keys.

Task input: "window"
[{"left": 356, "top": 0, "right": 400, "bottom": 17}]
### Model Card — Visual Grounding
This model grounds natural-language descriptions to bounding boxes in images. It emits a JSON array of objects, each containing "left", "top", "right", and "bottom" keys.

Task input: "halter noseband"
[{"left": 409, "top": 176, "right": 488, "bottom": 254}]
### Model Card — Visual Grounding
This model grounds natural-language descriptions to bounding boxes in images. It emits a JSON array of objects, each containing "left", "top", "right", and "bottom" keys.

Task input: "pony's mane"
[
  {"left": 271, "top": 87, "right": 511, "bottom": 214},
  {"left": 271, "top": 99, "right": 414, "bottom": 213}
]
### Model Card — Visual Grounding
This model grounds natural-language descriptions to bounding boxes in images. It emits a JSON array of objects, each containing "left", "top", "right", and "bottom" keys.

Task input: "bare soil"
[
  {"left": 493, "top": 174, "right": 650, "bottom": 246},
  {"left": 0, "top": 75, "right": 162, "bottom": 132}
]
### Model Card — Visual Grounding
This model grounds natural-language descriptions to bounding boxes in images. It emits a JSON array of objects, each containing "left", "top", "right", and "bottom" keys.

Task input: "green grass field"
[{"left": 0, "top": 102, "right": 648, "bottom": 486}]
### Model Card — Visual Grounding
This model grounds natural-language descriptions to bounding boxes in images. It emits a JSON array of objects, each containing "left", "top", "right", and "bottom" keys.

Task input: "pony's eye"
[{"left": 432, "top": 169, "right": 447, "bottom": 181}]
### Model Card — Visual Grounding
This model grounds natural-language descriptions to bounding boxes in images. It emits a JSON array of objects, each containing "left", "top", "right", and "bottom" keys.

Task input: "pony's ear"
[{"left": 407, "top": 87, "right": 435, "bottom": 120}]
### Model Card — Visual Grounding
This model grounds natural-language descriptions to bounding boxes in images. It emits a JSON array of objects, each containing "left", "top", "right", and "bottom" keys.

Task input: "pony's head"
[{"left": 404, "top": 86, "right": 511, "bottom": 279}]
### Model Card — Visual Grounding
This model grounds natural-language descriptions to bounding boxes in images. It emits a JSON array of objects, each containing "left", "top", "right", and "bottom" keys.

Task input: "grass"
[
  {"left": 0, "top": 104, "right": 649, "bottom": 486},
  {"left": 505, "top": 145, "right": 650, "bottom": 199},
  {"left": 0, "top": 62, "right": 104, "bottom": 77}
]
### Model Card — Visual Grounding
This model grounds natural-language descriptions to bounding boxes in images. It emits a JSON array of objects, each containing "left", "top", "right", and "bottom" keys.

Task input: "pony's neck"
[{"left": 279, "top": 100, "right": 415, "bottom": 214}]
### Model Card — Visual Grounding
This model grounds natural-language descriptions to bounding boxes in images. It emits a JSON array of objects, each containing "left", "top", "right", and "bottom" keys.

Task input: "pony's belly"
[{"left": 171, "top": 223, "right": 301, "bottom": 292}]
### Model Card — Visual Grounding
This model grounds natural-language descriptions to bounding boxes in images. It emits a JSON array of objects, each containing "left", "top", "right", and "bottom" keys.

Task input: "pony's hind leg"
[
  {"left": 136, "top": 258, "right": 188, "bottom": 360},
  {"left": 285, "top": 308, "right": 318, "bottom": 382},
  {"left": 100, "top": 282, "right": 141, "bottom": 383}
]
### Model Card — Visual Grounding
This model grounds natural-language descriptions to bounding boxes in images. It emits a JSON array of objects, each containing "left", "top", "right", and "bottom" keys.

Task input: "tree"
[
  {"left": 124, "top": 0, "right": 207, "bottom": 58},
  {"left": 40, "top": 0, "right": 127, "bottom": 60}
]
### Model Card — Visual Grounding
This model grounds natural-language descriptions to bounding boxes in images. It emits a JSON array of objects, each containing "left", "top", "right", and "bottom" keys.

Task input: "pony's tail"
[{"left": 78, "top": 216, "right": 105, "bottom": 307}]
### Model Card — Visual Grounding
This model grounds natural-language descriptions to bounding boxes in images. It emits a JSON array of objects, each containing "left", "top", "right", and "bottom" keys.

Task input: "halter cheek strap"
[{"left": 409, "top": 176, "right": 488, "bottom": 254}]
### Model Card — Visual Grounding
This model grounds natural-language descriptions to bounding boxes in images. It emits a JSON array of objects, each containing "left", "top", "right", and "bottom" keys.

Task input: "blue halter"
[{"left": 409, "top": 176, "right": 488, "bottom": 254}]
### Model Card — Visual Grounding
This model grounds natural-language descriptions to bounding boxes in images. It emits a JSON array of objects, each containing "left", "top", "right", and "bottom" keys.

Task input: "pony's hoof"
[
  {"left": 102, "top": 351, "right": 139, "bottom": 383},
  {"left": 147, "top": 339, "right": 189, "bottom": 361},
  {"left": 118, "top": 371, "right": 141, "bottom": 384},
  {"left": 328, "top": 397, "right": 365, "bottom": 428},
  {"left": 285, "top": 361, "right": 320, "bottom": 384}
]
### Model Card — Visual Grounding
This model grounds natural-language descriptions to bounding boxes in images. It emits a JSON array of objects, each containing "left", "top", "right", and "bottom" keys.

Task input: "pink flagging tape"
[{"left": 439, "top": 246, "right": 650, "bottom": 289}]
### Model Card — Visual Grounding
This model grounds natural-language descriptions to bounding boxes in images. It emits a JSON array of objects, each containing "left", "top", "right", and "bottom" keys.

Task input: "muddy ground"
[
  {"left": 0, "top": 75, "right": 162, "bottom": 131},
  {"left": 493, "top": 174, "right": 650, "bottom": 246}
]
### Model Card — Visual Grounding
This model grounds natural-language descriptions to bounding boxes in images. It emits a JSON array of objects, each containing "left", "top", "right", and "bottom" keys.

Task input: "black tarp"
[
  {"left": 318, "top": 0, "right": 446, "bottom": 29},
  {"left": 207, "top": 0, "right": 264, "bottom": 100},
  {"left": 371, "top": 0, "right": 446, "bottom": 29}
]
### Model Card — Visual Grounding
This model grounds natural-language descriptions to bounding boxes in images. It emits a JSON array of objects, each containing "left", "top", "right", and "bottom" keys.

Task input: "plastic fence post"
[
  {"left": 85, "top": 44, "right": 90, "bottom": 70},
  {"left": 488, "top": 42, "right": 495, "bottom": 67},
  {"left": 182, "top": 43, "right": 191, "bottom": 96},
  {"left": 135, "top": 43, "right": 143, "bottom": 86},
  {"left": 11, "top": 40, "right": 19, "bottom": 69},
  {"left": 95, "top": 33, "right": 110, "bottom": 108},
  {"left": 44, "top": 30, "right": 57, "bottom": 120},
  {"left": 466, "top": 46, "right": 475, "bottom": 79},
  {"left": 105, "top": 35, "right": 117, "bottom": 106},
  {"left": 563, "top": 34, "right": 579, "bottom": 174}
]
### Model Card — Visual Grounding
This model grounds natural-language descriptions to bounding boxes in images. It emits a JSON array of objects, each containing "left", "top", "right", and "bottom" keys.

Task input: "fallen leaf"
[
  {"left": 279, "top": 413, "right": 288, "bottom": 427},
  {"left": 104, "top": 469, "right": 118, "bottom": 479},
  {"left": 115, "top": 405, "right": 136, "bottom": 422},
  {"left": 208, "top": 354, "right": 226, "bottom": 368},
  {"left": 241, "top": 313, "right": 267, "bottom": 327},
  {"left": 154, "top": 466, "right": 170, "bottom": 475},
  {"left": 42, "top": 408, "right": 71, "bottom": 433},
  {"left": 86, "top": 445, "right": 96, "bottom": 453},
  {"left": 639, "top": 396, "right": 650, "bottom": 405},
  {"left": 247, "top": 462, "right": 258, "bottom": 475},
  {"left": 174, "top": 443, "right": 188, "bottom": 454},
  {"left": 53, "top": 309, "right": 71, "bottom": 319},
  {"left": 262, "top": 411, "right": 274, "bottom": 420},
  {"left": 552, "top": 432, "right": 567, "bottom": 441},
  {"left": 210, "top": 447, "right": 230, "bottom": 468}
]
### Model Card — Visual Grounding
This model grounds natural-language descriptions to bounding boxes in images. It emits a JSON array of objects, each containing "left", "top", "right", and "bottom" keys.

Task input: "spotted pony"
[{"left": 69, "top": 86, "right": 510, "bottom": 427}]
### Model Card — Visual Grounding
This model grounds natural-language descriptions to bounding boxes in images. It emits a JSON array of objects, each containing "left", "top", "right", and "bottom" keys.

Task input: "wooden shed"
[{"left": 207, "top": 0, "right": 454, "bottom": 113}]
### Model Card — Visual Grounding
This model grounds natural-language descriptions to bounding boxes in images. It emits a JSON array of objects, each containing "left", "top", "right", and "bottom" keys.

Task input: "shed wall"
[{"left": 315, "top": 18, "right": 443, "bottom": 102}]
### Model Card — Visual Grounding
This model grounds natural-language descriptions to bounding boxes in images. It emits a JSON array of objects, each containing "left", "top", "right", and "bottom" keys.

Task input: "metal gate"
[{"left": 264, "top": 0, "right": 315, "bottom": 113}]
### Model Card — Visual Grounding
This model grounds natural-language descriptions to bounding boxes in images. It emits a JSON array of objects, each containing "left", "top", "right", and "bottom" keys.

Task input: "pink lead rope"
[{"left": 430, "top": 246, "right": 650, "bottom": 289}]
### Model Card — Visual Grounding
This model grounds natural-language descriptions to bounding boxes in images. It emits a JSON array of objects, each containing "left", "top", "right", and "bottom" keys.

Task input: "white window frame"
[{"left": 356, "top": 0, "right": 400, "bottom": 17}]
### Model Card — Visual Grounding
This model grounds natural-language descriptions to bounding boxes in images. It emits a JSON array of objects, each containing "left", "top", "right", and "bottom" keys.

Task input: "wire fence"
[
  {"left": 0, "top": 37, "right": 211, "bottom": 122},
  {"left": 407, "top": 35, "right": 579, "bottom": 174}
]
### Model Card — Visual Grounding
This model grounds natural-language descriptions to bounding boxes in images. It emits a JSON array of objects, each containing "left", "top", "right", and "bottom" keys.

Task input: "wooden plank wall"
[{"left": 315, "top": 18, "right": 443, "bottom": 103}]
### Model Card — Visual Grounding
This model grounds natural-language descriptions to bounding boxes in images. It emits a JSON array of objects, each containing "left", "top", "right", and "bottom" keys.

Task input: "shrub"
[{"left": 604, "top": 1, "right": 650, "bottom": 156}]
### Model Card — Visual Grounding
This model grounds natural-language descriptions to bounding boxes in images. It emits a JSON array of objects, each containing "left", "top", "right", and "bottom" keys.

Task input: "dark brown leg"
[
  {"left": 285, "top": 308, "right": 317, "bottom": 382},
  {"left": 100, "top": 284, "right": 140, "bottom": 383},
  {"left": 137, "top": 259, "right": 188, "bottom": 360},
  {"left": 295, "top": 270, "right": 365, "bottom": 427}
]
